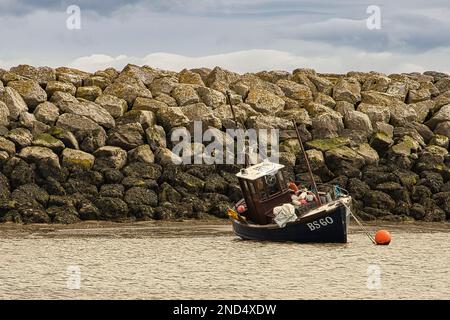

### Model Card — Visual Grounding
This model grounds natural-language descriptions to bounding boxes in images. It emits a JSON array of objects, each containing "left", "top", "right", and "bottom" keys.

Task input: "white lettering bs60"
[{"left": 307, "top": 217, "right": 334, "bottom": 231}]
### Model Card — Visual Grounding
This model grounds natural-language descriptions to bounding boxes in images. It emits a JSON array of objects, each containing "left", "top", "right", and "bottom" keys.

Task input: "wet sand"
[{"left": 0, "top": 219, "right": 449, "bottom": 239}]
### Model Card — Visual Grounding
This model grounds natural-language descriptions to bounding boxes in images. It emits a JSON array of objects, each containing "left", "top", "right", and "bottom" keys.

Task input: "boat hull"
[{"left": 231, "top": 200, "right": 349, "bottom": 243}]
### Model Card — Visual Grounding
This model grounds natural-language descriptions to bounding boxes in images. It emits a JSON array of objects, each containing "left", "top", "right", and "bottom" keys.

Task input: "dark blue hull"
[{"left": 232, "top": 202, "right": 349, "bottom": 243}]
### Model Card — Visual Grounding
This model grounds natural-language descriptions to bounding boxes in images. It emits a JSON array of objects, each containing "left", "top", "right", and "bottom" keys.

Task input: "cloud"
[
  {"left": 66, "top": 48, "right": 450, "bottom": 74},
  {"left": 1, "top": 1, "right": 450, "bottom": 74}
]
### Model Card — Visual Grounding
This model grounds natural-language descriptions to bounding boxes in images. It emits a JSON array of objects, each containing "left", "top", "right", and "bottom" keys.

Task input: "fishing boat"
[
  {"left": 225, "top": 91, "right": 353, "bottom": 243},
  {"left": 230, "top": 160, "right": 352, "bottom": 243}
]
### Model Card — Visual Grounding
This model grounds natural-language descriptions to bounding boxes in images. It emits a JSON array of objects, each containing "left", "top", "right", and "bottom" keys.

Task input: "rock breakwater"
[{"left": 0, "top": 64, "right": 449, "bottom": 223}]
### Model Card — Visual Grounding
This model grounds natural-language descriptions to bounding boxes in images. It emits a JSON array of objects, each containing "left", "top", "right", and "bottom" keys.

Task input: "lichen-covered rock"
[
  {"left": 181, "top": 102, "right": 222, "bottom": 130},
  {"left": 32, "top": 133, "right": 65, "bottom": 153},
  {"left": 94, "top": 146, "right": 127, "bottom": 169},
  {"left": 155, "top": 147, "right": 182, "bottom": 166},
  {"left": 76, "top": 86, "right": 102, "bottom": 101},
  {"left": 171, "top": 84, "right": 200, "bottom": 106},
  {"left": 205, "top": 66, "right": 240, "bottom": 92},
  {"left": 434, "top": 121, "right": 450, "bottom": 138},
  {"left": 335, "top": 101, "right": 354, "bottom": 116},
  {"left": 214, "top": 102, "right": 259, "bottom": 128},
  {"left": 430, "top": 134, "right": 449, "bottom": 148},
  {"left": 56, "top": 113, "right": 107, "bottom": 153},
  {"left": 99, "top": 184, "right": 124, "bottom": 198},
  {"left": 128, "top": 145, "right": 154, "bottom": 164},
  {"left": 314, "top": 92, "right": 336, "bottom": 109},
  {"left": 305, "top": 137, "right": 350, "bottom": 152},
  {"left": 106, "top": 123, "right": 144, "bottom": 151},
  {"left": 325, "top": 146, "right": 365, "bottom": 178},
  {"left": 131, "top": 97, "right": 166, "bottom": 112},
  {"left": 103, "top": 78, "right": 152, "bottom": 107},
  {"left": 196, "top": 87, "right": 226, "bottom": 109},
  {"left": 356, "top": 103, "right": 390, "bottom": 124},
  {"left": 62, "top": 148, "right": 95, "bottom": 169},
  {"left": 58, "top": 100, "right": 115, "bottom": 129},
  {"left": 409, "top": 100, "right": 433, "bottom": 123},
  {"left": 154, "top": 93, "right": 177, "bottom": 107},
  {"left": 145, "top": 125, "right": 167, "bottom": 151},
  {"left": 390, "top": 105, "right": 418, "bottom": 127},
  {"left": 362, "top": 73, "right": 391, "bottom": 92},
  {"left": 149, "top": 77, "right": 178, "bottom": 96},
  {"left": 178, "top": 69, "right": 205, "bottom": 86},
  {"left": 7, "top": 79, "right": 47, "bottom": 108},
  {"left": 344, "top": 110, "right": 373, "bottom": 133},
  {"left": 353, "top": 143, "right": 379, "bottom": 165},
  {"left": 56, "top": 67, "right": 90, "bottom": 87},
  {"left": 0, "top": 87, "right": 28, "bottom": 120},
  {"left": 276, "top": 80, "right": 312, "bottom": 106},
  {"left": 18, "top": 112, "right": 49, "bottom": 135},
  {"left": 307, "top": 74, "right": 333, "bottom": 95},
  {"left": 391, "top": 136, "right": 421, "bottom": 157},
  {"left": 276, "top": 108, "right": 312, "bottom": 128},
  {"left": 116, "top": 110, "right": 155, "bottom": 131},
  {"left": 45, "top": 80, "right": 77, "bottom": 97},
  {"left": 311, "top": 112, "right": 344, "bottom": 139},
  {"left": 9, "top": 65, "right": 56, "bottom": 86},
  {"left": 305, "top": 149, "right": 325, "bottom": 168},
  {"left": 386, "top": 81, "right": 408, "bottom": 101},
  {"left": 6, "top": 128, "right": 33, "bottom": 148},
  {"left": 122, "top": 162, "right": 162, "bottom": 180},
  {"left": 245, "top": 89, "right": 285, "bottom": 114},
  {"left": 0, "top": 101, "right": 9, "bottom": 126},
  {"left": 156, "top": 106, "right": 190, "bottom": 132},
  {"left": 426, "top": 104, "right": 450, "bottom": 130},
  {"left": 333, "top": 77, "right": 361, "bottom": 104},
  {"left": 325, "top": 146, "right": 365, "bottom": 170},
  {"left": 84, "top": 76, "right": 112, "bottom": 90},
  {"left": 33, "top": 102, "right": 59, "bottom": 125},
  {"left": 406, "top": 88, "right": 431, "bottom": 104},
  {"left": 19, "top": 146, "right": 60, "bottom": 169},
  {"left": 0, "top": 136, "right": 16, "bottom": 155}
]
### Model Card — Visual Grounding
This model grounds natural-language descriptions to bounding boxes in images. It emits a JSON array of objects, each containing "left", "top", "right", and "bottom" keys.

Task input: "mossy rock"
[
  {"left": 305, "top": 137, "right": 350, "bottom": 152},
  {"left": 61, "top": 148, "right": 95, "bottom": 170}
]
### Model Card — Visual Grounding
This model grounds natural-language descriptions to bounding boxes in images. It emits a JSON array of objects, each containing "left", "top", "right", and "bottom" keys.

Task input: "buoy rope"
[{"left": 342, "top": 202, "right": 376, "bottom": 244}]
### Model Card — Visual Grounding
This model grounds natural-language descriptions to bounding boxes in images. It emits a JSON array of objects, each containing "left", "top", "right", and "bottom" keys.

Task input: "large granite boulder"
[
  {"left": 7, "top": 79, "right": 47, "bottom": 108},
  {"left": 0, "top": 87, "right": 28, "bottom": 119},
  {"left": 245, "top": 89, "right": 285, "bottom": 114},
  {"left": 56, "top": 113, "right": 107, "bottom": 153},
  {"left": 58, "top": 100, "right": 115, "bottom": 129},
  {"left": 61, "top": 148, "right": 95, "bottom": 170}
]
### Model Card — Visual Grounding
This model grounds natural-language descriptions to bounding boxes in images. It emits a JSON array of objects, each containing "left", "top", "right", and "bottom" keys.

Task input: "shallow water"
[{"left": 0, "top": 222, "right": 449, "bottom": 299}]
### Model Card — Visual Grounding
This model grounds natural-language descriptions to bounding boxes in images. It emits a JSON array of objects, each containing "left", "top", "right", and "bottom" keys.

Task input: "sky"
[{"left": 0, "top": 0, "right": 449, "bottom": 74}]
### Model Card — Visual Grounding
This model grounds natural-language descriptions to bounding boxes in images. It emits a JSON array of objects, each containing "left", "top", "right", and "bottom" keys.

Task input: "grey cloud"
[{"left": 0, "top": 0, "right": 449, "bottom": 73}]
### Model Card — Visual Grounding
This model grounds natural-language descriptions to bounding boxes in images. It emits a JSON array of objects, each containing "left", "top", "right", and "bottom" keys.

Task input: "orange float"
[{"left": 375, "top": 230, "right": 391, "bottom": 245}]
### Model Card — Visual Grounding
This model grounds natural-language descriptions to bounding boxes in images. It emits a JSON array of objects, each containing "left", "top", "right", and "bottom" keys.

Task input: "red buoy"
[{"left": 375, "top": 230, "right": 391, "bottom": 245}]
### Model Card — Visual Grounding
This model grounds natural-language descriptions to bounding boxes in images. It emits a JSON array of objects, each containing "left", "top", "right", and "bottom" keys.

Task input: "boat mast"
[{"left": 292, "top": 120, "right": 322, "bottom": 205}]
